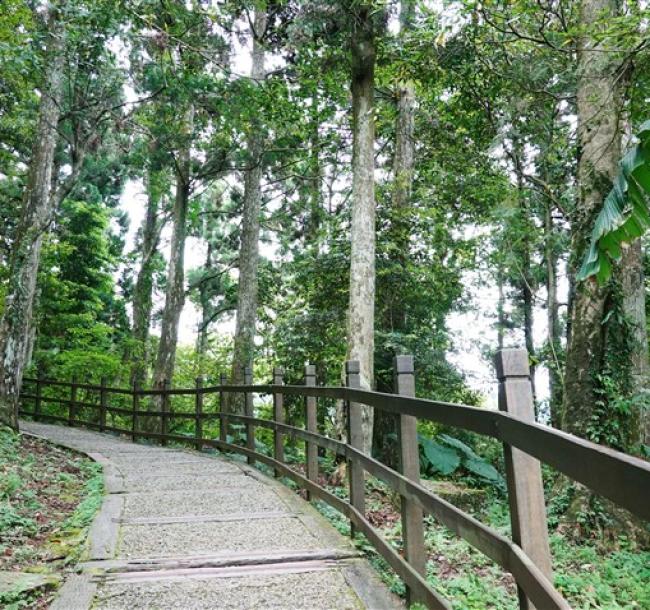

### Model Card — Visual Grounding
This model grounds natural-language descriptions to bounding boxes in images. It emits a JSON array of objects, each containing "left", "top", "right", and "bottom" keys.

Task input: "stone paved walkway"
[{"left": 21, "top": 421, "right": 401, "bottom": 610}]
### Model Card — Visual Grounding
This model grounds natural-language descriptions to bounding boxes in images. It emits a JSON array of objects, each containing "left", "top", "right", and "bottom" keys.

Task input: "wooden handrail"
[
  {"left": 18, "top": 350, "right": 649, "bottom": 610},
  {"left": 21, "top": 378, "right": 650, "bottom": 520}
]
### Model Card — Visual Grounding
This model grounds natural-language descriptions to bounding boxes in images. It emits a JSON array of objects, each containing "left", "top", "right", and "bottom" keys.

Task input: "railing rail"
[{"left": 19, "top": 348, "right": 649, "bottom": 610}]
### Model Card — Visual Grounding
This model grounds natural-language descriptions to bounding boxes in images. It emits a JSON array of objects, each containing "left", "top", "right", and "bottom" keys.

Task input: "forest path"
[{"left": 21, "top": 421, "right": 400, "bottom": 610}]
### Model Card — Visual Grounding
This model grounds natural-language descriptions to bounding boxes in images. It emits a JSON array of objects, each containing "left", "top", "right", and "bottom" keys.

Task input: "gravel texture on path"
[
  {"left": 118, "top": 517, "right": 323, "bottom": 558},
  {"left": 122, "top": 488, "right": 289, "bottom": 518},
  {"left": 117, "top": 462, "right": 242, "bottom": 478},
  {"left": 20, "top": 421, "right": 402, "bottom": 610},
  {"left": 93, "top": 568, "right": 363, "bottom": 610},
  {"left": 108, "top": 452, "right": 221, "bottom": 464},
  {"left": 120, "top": 473, "right": 253, "bottom": 491}
]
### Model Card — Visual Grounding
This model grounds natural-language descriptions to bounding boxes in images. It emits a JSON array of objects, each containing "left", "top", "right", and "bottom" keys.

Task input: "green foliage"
[
  {"left": 31, "top": 199, "right": 128, "bottom": 382},
  {"left": 421, "top": 437, "right": 460, "bottom": 475},
  {"left": 579, "top": 120, "right": 650, "bottom": 283},
  {"left": 419, "top": 433, "right": 504, "bottom": 487}
]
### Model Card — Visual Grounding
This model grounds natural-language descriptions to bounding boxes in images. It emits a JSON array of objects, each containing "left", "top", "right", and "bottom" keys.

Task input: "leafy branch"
[{"left": 578, "top": 120, "right": 650, "bottom": 284}]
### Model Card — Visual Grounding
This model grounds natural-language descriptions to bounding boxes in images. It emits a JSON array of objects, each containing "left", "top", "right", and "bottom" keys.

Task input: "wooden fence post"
[
  {"left": 99, "top": 377, "right": 107, "bottom": 432},
  {"left": 219, "top": 372, "right": 228, "bottom": 444},
  {"left": 345, "top": 360, "right": 365, "bottom": 537},
  {"left": 69, "top": 376, "right": 78, "bottom": 426},
  {"left": 161, "top": 378, "right": 170, "bottom": 447},
  {"left": 305, "top": 364, "right": 318, "bottom": 499},
  {"left": 495, "top": 348, "right": 553, "bottom": 610},
  {"left": 34, "top": 374, "right": 43, "bottom": 420},
  {"left": 244, "top": 366, "right": 255, "bottom": 465},
  {"left": 195, "top": 376, "right": 203, "bottom": 451},
  {"left": 131, "top": 381, "right": 139, "bottom": 441},
  {"left": 273, "top": 366, "right": 285, "bottom": 476},
  {"left": 394, "top": 355, "right": 427, "bottom": 605}
]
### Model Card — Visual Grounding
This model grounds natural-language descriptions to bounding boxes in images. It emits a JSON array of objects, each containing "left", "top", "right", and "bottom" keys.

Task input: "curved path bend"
[{"left": 21, "top": 421, "right": 402, "bottom": 610}]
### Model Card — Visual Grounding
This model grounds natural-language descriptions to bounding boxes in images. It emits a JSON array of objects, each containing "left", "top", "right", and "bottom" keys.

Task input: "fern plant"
[{"left": 578, "top": 120, "right": 650, "bottom": 284}]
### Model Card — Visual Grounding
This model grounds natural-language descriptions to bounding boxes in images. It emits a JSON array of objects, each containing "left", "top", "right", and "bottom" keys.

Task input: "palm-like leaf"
[{"left": 578, "top": 120, "right": 650, "bottom": 284}]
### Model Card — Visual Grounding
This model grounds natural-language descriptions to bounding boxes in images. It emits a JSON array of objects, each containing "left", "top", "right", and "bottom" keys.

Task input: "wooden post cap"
[
  {"left": 304, "top": 364, "right": 316, "bottom": 377},
  {"left": 494, "top": 349, "right": 530, "bottom": 380},
  {"left": 345, "top": 360, "right": 360, "bottom": 374},
  {"left": 394, "top": 354, "right": 414, "bottom": 374}
]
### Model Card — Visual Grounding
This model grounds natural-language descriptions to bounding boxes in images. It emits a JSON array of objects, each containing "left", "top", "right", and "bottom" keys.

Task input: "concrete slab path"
[{"left": 21, "top": 421, "right": 403, "bottom": 610}]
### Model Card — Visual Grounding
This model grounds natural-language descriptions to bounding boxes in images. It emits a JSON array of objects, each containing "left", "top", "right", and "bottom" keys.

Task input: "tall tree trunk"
[
  {"left": 130, "top": 170, "right": 163, "bottom": 387},
  {"left": 152, "top": 110, "right": 193, "bottom": 397},
  {"left": 196, "top": 241, "right": 214, "bottom": 365},
  {"left": 521, "top": 233, "right": 536, "bottom": 402},
  {"left": 0, "top": 7, "right": 65, "bottom": 429},
  {"left": 511, "top": 140, "right": 537, "bottom": 400},
  {"left": 562, "top": 0, "right": 625, "bottom": 441},
  {"left": 373, "top": 0, "right": 415, "bottom": 465},
  {"left": 544, "top": 202, "right": 563, "bottom": 427},
  {"left": 347, "top": 4, "right": 378, "bottom": 455},
  {"left": 229, "top": 8, "right": 267, "bottom": 410},
  {"left": 620, "top": 241, "right": 650, "bottom": 445},
  {"left": 497, "top": 266, "right": 505, "bottom": 350},
  {"left": 305, "top": 98, "right": 321, "bottom": 246}
]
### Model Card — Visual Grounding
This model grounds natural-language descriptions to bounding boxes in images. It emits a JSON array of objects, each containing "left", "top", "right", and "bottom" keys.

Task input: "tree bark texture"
[
  {"left": 229, "top": 7, "right": 267, "bottom": 412},
  {"left": 347, "top": 5, "right": 377, "bottom": 455},
  {"left": 0, "top": 6, "right": 65, "bottom": 429}
]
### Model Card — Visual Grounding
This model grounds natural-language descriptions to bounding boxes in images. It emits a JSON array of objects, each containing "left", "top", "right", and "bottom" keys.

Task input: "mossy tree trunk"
[
  {"left": 130, "top": 170, "right": 164, "bottom": 388},
  {"left": 0, "top": 6, "right": 65, "bottom": 429},
  {"left": 559, "top": 0, "right": 648, "bottom": 541},
  {"left": 347, "top": 3, "right": 378, "bottom": 455}
]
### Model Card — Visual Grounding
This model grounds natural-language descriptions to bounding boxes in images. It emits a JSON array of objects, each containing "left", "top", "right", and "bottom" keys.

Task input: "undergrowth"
[
  {"left": 0, "top": 426, "right": 103, "bottom": 609},
  {"left": 312, "top": 474, "right": 649, "bottom": 609}
]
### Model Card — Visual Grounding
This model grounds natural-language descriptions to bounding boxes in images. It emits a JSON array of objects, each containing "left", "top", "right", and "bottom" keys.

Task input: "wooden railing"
[{"left": 19, "top": 349, "right": 650, "bottom": 610}]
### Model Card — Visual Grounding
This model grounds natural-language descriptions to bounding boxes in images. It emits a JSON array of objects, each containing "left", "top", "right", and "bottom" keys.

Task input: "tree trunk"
[
  {"left": 196, "top": 241, "right": 214, "bottom": 365},
  {"left": 0, "top": 6, "right": 65, "bottom": 429},
  {"left": 521, "top": 238, "right": 536, "bottom": 402},
  {"left": 347, "top": 4, "right": 377, "bottom": 455},
  {"left": 229, "top": 7, "right": 267, "bottom": 411},
  {"left": 497, "top": 266, "right": 505, "bottom": 350},
  {"left": 130, "top": 170, "right": 163, "bottom": 388},
  {"left": 373, "top": 0, "right": 415, "bottom": 465},
  {"left": 620, "top": 240, "right": 650, "bottom": 445},
  {"left": 562, "top": 0, "right": 624, "bottom": 441},
  {"left": 152, "top": 109, "right": 193, "bottom": 399},
  {"left": 544, "top": 202, "right": 563, "bottom": 427},
  {"left": 305, "top": 98, "right": 322, "bottom": 246},
  {"left": 511, "top": 140, "right": 537, "bottom": 401}
]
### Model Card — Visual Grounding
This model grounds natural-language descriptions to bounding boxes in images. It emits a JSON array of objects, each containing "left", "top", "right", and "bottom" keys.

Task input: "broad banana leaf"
[{"left": 578, "top": 120, "right": 650, "bottom": 284}]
